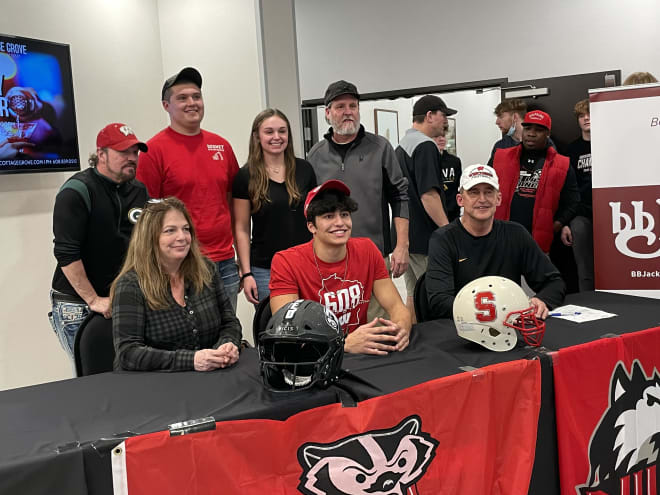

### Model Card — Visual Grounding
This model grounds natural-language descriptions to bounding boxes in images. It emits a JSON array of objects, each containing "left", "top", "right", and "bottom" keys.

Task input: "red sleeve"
[
  {"left": 137, "top": 147, "right": 164, "bottom": 198},
  {"left": 268, "top": 251, "right": 300, "bottom": 297}
]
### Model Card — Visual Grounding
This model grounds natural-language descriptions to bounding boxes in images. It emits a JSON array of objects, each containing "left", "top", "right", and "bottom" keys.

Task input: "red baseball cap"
[
  {"left": 96, "top": 123, "right": 148, "bottom": 152},
  {"left": 304, "top": 180, "right": 351, "bottom": 217},
  {"left": 522, "top": 110, "right": 552, "bottom": 131}
]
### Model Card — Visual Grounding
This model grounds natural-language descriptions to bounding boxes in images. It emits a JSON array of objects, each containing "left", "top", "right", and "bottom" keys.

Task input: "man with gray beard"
[{"left": 307, "top": 80, "right": 409, "bottom": 321}]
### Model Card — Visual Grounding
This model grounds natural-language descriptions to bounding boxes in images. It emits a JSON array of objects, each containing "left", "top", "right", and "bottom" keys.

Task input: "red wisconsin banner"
[
  {"left": 112, "top": 359, "right": 540, "bottom": 495},
  {"left": 553, "top": 326, "right": 660, "bottom": 495}
]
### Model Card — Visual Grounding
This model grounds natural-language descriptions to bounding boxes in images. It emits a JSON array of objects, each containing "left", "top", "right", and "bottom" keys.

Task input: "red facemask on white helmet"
[{"left": 452, "top": 276, "right": 545, "bottom": 352}]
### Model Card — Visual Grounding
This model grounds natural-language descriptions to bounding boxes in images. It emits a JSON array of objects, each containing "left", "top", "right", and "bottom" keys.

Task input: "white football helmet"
[{"left": 452, "top": 276, "right": 545, "bottom": 352}]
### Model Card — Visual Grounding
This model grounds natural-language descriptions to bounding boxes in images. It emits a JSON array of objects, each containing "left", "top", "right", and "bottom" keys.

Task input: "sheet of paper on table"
[{"left": 549, "top": 304, "right": 618, "bottom": 323}]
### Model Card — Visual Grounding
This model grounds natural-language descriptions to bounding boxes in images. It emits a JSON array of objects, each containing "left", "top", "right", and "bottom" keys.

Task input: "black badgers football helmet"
[{"left": 259, "top": 299, "right": 345, "bottom": 392}]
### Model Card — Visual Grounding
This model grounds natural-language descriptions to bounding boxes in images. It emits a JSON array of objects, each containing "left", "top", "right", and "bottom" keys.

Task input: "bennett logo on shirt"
[{"left": 207, "top": 143, "right": 224, "bottom": 161}]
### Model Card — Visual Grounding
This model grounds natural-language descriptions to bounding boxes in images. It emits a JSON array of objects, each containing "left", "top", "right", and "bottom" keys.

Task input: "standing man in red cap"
[
  {"left": 492, "top": 110, "right": 579, "bottom": 253},
  {"left": 50, "top": 123, "right": 149, "bottom": 361},
  {"left": 269, "top": 180, "right": 411, "bottom": 355},
  {"left": 137, "top": 67, "right": 241, "bottom": 310}
]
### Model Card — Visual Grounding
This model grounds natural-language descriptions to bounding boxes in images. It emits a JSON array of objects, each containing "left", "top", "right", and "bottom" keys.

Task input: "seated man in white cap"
[
  {"left": 269, "top": 180, "right": 411, "bottom": 355},
  {"left": 426, "top": 163, "right": 565, "bottom": 320}
]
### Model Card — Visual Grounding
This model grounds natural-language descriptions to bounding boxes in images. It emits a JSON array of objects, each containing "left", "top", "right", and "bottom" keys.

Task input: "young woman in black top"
[{"left": 232, "top": 109, "right": 317, "bottom": 305}]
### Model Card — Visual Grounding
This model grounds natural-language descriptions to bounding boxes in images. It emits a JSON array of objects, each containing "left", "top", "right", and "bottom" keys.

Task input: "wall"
[
  {"left": 295, "top": 0, "right": 660, "bottom": 101},
  {"left": 427, "top": 89, "right": 502, "bottom": 167},
  {"left": 0, "top": 0, "right": 264, "bottom": 390},
  {"left": 315, "top": 89, "right": 501, "bottom": 169},
  {"left": 157, "top": 0, "right": 264, "bottom": 162},
  {"left": 259, "top": 0, "right": 304, "bottom": 156},
  {"left": 0, "top": 0, "right": 165, "bottom": 390}
]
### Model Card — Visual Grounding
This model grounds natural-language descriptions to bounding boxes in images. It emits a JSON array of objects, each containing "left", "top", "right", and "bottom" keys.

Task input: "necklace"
[
  {"left": 266, "top": 162, "right": 284, "bottom": 176},
  {"left": 312, "top": 243, "right": 349, "bottom": 288}
]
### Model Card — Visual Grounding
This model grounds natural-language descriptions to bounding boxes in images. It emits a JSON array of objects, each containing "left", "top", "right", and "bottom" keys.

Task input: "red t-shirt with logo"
[
  {"left": 138, "top": 127, "right": 239, "bottom": 261},
  {"left": 269, "top": 238, "right": 389, "bottom": 333}
]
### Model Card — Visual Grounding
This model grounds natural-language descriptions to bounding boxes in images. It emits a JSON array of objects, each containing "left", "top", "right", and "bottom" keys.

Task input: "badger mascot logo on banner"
[
  {"left": 297, "top": 415, "right": 438, "bottom": 495},
  {"left": 577, "top": 360, "right": 660, "bottom": 495}
]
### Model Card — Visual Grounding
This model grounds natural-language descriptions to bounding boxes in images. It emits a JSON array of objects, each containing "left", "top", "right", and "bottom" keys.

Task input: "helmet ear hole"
[{"left": 488, "top": 327, "right": 500, "bottom": 337}]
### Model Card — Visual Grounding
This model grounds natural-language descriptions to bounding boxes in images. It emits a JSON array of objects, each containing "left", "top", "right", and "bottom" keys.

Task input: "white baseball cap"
[{"left": 460, "top": 164, "right": 499, "bottom": 191}]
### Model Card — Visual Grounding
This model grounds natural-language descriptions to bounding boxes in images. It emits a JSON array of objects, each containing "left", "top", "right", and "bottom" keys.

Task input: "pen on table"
[{"left": 550, "top": 311, "right": 581, "bottom": 317}]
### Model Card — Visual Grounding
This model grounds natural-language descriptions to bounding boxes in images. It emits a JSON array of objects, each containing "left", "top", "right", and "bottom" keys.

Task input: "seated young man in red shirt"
[{"left": 269, "top": 180, "right": 412, "bottom": 355}]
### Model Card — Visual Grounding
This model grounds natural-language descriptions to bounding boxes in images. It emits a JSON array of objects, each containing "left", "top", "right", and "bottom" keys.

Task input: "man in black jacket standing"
[{"left": 50, "top": 123, "right": 148, "bottom": 361}]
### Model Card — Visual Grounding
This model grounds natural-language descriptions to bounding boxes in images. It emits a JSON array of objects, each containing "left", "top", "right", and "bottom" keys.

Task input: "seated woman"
[
  {"left": 111, "top": 197, "right": 241, "bottom": 371},
  {"left": 232, "top": 108, "right": 317, "bottom": 306}
]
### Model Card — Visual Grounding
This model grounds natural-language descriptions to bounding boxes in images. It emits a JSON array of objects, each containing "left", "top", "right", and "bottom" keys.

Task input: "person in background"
[
  {"left": 487, "top": 99, "right": 527, "bottom": 164},
  {"left": 492, "top": 110, "right": 579, "bottom": 254},
  {"left": 433, "top": 129, "right": 462, "bottom": 221},
  {"left": 137, "top": 67, "right": 241, "bottom": 310},
  {"left": 623, "top": 72, "right": 658, "bottom": 85},
  {"left": 396, "top": 95, "right": 455, "bottom": 321},
  {"left": 232, "top": 108, "right": 317, "bottom": 305},
  {"left": 50, "top": 123, "right": 148, "bottom": 362},
  {"left": 111, "top": 197, "right": 241, "bottom": 372},
  {"left": 561, "top": 99, "right": 593, "bottom": 290}
]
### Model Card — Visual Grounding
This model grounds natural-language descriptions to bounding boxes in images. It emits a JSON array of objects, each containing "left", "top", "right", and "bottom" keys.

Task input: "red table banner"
[
  {"left": 112, "top": 359, "right": 541, "bottom": 495},
  {"left": 553, "top": 326, "right": 660, "bottom": 495}
]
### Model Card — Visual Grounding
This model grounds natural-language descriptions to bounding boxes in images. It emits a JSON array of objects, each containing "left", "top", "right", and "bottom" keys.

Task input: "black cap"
[
  {"left": 324, "top": 80, "right": 360, "bottom": 106},
  {"left": 161, "top": 67, "right": 202, "bottom": 101},
  {"left": 412, "top": 95, "right": 457, "bottom": 117}
]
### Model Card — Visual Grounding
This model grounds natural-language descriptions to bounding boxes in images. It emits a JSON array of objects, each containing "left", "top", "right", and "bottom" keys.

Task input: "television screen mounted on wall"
[{"left": 0, "top": 33, "right": 80, "bottom": 174}]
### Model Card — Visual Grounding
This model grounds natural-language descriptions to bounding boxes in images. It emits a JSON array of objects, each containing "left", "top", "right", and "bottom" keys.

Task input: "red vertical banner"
[
  {"left": 112, "top": 359, "right": 541, "bottom": 495},
  {"left": 553, "top": 326, "right": 660, "bottom": 495},
  {"left": 590, "top": 84, "right": 660, "bottom": 296}
]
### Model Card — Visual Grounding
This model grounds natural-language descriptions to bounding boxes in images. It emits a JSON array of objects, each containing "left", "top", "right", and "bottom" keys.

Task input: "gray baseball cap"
[
  {"left": 324, "top": 80, "right": 360, "bottom": 106},
  {"left": 161, "top": 67, "right": 202, "bottom": 101}
]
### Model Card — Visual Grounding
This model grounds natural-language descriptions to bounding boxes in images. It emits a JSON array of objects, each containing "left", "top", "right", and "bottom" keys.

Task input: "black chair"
[
  {"left": 413, "top": 272, "right": 432, "bottom": 323},
  {"left": 74, "top": 312, "right": 115, "bottom": 376},
  {"left": 252, "top": 295, "right": 272, "bottom": 346}
]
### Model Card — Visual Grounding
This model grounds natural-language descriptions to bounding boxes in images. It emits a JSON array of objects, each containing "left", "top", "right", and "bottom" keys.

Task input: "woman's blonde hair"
[
  {"left": 247, "top": 108, "right": 301, "bottom": 213},
  {"left": 110, "top": 197, "right": 212, "bottom": 310}
]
